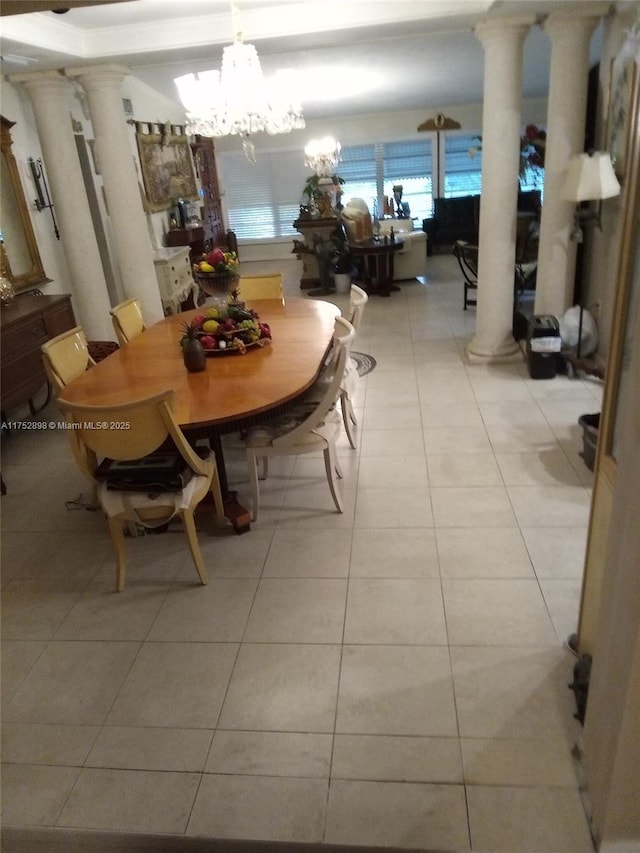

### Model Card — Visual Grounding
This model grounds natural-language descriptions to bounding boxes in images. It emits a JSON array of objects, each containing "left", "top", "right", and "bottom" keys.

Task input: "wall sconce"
[
  {"left": 561, "top": 151, "right": 620, "bottom": 243},
  {"left": 28, "top": 157, "right": 60, "bottom": 240}
]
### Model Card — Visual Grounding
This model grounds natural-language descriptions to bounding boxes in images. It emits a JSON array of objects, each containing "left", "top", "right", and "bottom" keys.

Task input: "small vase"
[{"left": 182, "top": 338, "right": 206, "bottom": 372}]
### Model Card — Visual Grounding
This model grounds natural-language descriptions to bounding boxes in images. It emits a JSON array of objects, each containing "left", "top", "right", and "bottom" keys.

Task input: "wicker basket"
[{"left": 193, "top": 271, "right": 240, "bottom": 298}]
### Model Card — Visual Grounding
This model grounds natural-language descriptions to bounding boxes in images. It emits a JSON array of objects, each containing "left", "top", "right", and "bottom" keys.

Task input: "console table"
[
  {"left": 292, "top": 217, "right": 342, "bottom": 290},
  {"left": 0, "top": 293, "right": 76, "bottom": 413}
]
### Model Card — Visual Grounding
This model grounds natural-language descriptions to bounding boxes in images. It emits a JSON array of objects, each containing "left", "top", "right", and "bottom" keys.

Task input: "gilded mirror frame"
[{"left": 1, "top": 115, "right": 48, "bottom": 290}]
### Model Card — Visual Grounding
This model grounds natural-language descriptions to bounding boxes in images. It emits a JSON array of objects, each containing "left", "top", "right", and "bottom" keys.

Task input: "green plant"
[{"left": 302, "top": 173, "right": 345, "bottom": 201}]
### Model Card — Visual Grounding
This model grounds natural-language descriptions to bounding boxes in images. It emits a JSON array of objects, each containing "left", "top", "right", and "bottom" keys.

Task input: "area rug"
[{"left": 351, "top": 351, "right": 377, "bottom": 376}]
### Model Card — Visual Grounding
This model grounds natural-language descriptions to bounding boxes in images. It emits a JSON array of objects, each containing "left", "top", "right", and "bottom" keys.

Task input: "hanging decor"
[
  {"left": 174, "top": 0, "right": 304, "bottom": 162},
  {"left": 417, "top": 114, "right": 461, "bottom": 132}
]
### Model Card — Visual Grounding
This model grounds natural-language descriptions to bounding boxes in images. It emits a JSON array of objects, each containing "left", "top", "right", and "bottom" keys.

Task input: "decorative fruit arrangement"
[
  {"left": 180, "top": 304, "right": 271, "bottom": 355},
  {"left": 193, "top": 248, "right": 239, "bottom": 276}
]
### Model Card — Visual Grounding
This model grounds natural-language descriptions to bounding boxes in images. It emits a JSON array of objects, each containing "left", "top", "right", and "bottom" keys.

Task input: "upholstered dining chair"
[
  {"left": 245, "top": 316, "right": 355, "bottom": 522},
  {"left": 41, "top": 325, "right": 96, "bottom": 393},
  {"left": 110, "top": 298, "right": 146, "bottom": 345},
  {"left": 237, "top": 274, "right": 284, "bottom": 302},
  {"left": 56, "top": 389, "right": 224, "bottom": 591}
]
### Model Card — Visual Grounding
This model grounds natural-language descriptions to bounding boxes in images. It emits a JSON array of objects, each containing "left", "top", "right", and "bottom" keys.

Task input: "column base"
[{"left": 466, "top": 336, "right": 524, "bottom": 363}]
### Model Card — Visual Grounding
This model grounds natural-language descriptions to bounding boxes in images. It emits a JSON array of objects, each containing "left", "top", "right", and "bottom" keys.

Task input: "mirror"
[{"left": 1, "top": 115, "right": 48, "bottom": 291}]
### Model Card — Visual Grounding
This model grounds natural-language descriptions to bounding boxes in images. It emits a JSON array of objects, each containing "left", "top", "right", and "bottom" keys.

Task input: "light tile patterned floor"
[{"left": 1, "top": 255, "right": 601, "bottom": 851}]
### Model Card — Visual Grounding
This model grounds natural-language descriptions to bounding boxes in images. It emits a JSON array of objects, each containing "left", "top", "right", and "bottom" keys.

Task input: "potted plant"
[
  {"left": 330, "top": 222, "right": 355, "bottom": 293},
  {"left": 302, "top": 174, "right": 345, "bottom": 217}
]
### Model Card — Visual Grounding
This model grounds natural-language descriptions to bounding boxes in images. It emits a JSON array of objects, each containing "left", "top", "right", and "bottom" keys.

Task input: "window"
[
  {"left": 443, "top": 133, "right": 482, "bottom": 198},
  {"left": 218, "top": 137, "right": 434, "bottom": 239},
  {"left": 217, "top": 147, "right": 309, "bottom": 240}
]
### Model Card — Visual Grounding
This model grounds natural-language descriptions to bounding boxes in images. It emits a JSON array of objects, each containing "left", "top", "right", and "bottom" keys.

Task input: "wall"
[{"left": 582, "top": 6, "right": 639, "bottom": 359}]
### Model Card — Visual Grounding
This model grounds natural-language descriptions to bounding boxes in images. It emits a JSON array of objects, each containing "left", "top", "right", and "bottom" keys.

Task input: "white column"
[
  {"left": 8, "top": 71, "right": 114, "bottom": 341},
  {"left": 66, "top": 65, "right": 164, "bottom": 325},
  {"left": 534, "top": 8, "right": 607, "bottom": 317},
  {"left": 467, "top": 17, "right": 534, "bottom": 362}
]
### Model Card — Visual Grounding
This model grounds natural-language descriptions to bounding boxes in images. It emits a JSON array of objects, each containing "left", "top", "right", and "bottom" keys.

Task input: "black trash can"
[
  {"left": 578, "top": 413, "right": 600, "bottom": 472},
  {"left": 527, "top": 315, "right": 561, "bottom": 379}
]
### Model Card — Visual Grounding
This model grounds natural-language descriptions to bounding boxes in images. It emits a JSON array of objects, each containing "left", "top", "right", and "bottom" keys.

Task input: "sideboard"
[
  {"left": 0, "top": 293, "right": 76, "bottom": 413},
  {"left": 153, "top": 246, "right": 198, "bottom": 315}
]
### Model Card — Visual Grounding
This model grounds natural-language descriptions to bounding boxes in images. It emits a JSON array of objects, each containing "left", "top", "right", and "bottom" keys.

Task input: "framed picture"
[
  {"left": 135, "top": 122, "right": 198, "bottom": 212},
  {"left": 606, "top": 55, "right": 639, "bottom": 181}
]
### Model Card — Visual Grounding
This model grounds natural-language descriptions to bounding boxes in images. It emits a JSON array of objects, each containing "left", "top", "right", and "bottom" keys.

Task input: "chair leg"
[
  {"left": 107, "top": 516, "right": 127, "bottom": 592},
  {"left": 247, "top": 451, "right": 261, "bottom": 522},
  {"left": 323, "top": 444, "right": 343, "bottom": 513},
  {"left": 181, "top": 510, "right": 208, "bottom": 585},
  {"left": 341, "top": 391, "right": 357, "bottom": 449},
  {"left": 210, "top": 467, "right": 225, "bottom": 521}
]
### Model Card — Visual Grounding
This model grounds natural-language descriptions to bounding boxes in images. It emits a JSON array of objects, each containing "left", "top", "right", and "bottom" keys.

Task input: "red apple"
[
  {"left": 206, "top": 248, "right": 225, "bottom": 267},
  {"left": 200, "top": 335, "right": 217, "bottom": 349}
]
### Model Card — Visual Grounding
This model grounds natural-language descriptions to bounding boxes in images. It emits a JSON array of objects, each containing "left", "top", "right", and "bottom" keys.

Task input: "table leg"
[{"left": 208, "top": 431, "right": 251, "bottom": 534}]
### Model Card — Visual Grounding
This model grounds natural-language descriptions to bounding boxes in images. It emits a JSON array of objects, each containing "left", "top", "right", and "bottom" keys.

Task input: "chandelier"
[
  {"left": 304, "top": 136, "right": 342, "bottom": 177},
  {"left": 174, "top": 2, "right": 304, "bottom": 155}
]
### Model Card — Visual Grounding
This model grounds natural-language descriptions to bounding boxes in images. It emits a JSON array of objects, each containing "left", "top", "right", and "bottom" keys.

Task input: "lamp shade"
[{"left": 561, "top": 152, "right": 621, "bottom": 202}]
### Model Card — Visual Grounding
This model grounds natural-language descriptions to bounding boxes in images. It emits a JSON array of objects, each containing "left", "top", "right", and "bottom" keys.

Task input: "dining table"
[{"left": 59, "top": 297, "right": 340, "bottom": 532}]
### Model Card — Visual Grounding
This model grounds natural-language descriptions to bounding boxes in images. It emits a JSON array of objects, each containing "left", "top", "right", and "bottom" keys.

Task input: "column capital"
[
  {"left": 66, "top": 64, "right": 130, "bottom": 88},
  {"left": 7, "top": 69, "right": 67, "bottom": 91},
  {"left": 544, "top": 5, "right": 609, "bottom": 39},
  {"left": 475, "top": 15, "right": 536, "bottom": 47}
]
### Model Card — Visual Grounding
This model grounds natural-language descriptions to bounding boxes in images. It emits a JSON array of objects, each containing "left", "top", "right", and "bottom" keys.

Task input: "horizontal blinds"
[
  {"left": 382, "top": 139, "right": 432, "bottom": 179},
  {"left": 444, "top": 133, "right": 482, "bottom": 197},
  {"left": 217, "top": 147, "right": 308, "bottom": 239}
]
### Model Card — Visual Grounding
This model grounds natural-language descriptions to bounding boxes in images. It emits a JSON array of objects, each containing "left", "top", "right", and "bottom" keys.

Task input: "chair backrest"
[
  {"left": 349, "top": 284, "right": 368, "bottom": 333},
  {"left": 56, "top": 389, "right": 210, "bottom": 482},
  {"left": 41, "top": 326, "right": 96, "bottom": 392},
  {"left": 237, "top": 274, "right": 284, "bottom": 302},
  {"left": 110, "top": 298, "right": 146, "bottom": 345},
  {"left": 273, "top": 317, "right": 355, "bottom": 447}
]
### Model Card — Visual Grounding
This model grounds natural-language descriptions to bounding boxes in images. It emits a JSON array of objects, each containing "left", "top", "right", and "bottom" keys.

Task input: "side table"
[{"left": 349, "top": 239, "right": 404, "bottom": 296}]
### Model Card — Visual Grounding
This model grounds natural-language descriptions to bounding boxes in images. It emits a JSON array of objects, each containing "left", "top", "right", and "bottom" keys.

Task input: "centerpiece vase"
[{"left": 182, "top": 338, "right": 206, "bottom": 372}]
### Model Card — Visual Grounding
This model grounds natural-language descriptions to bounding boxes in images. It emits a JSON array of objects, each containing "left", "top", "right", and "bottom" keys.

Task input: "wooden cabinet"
[
  {"left": 1, "top": 293, "right": 75, "bottom": 412},
  {"left": 153, "top": 247, "right": 198, "bottom": 315},
  {"left": 190, "top": 136, "right": 225, "bottom": 249}
]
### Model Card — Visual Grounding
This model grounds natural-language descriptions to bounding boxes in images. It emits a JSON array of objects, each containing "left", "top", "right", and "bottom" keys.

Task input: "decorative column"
[
  {"left": 534, "top": 7, "right": 608, "bottom": 317},
  {"left": 8, "top": 71, "right": 114, "bottom": 340},
  {"left": 467, "top": 17, "right": 534, "bottom": 362},
  {"left": 66, "top": 65, "right": 164, "bottom": 324}
]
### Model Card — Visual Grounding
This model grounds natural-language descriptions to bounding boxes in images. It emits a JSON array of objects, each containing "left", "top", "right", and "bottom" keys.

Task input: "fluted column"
[
  {"left": 66, "top": 65, "right": 164, "bottom": 324},
  {"left": 534, "top": 8, "right": 608, "bottom": 317},
  {"left": 467, "top": 17, "right": 534, "bottom": 362},
  {"left": 7, "top": 71, "right": 114, "bottom": 340}
]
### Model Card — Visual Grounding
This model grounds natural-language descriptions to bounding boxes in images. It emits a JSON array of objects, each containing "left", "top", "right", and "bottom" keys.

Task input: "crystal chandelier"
[
  {"left": 304, "top": 136, "right": 342, "bottom": 176},
  {"left": 174, "top": 1, "right": 304, "bottom": 156}
]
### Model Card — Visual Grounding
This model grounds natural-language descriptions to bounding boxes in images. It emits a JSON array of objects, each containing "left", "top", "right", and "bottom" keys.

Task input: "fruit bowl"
[
  {"left": 192, "top": 270, "right": 240, "bottom": 297},
  {"left": 181, "top": 304, "right": 272, "bottom": 356}
]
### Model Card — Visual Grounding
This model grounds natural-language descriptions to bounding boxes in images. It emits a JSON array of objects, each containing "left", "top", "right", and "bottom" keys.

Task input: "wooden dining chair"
[
  {"left": 41, "top": 325, "right": 96, "bottom": 393},
  {"left": 237, "top": 274, "right": 284, "bottom": 303},
  {"left": 245, "top": 317, "right": 355, "bottom": 521},
  {"left": 110, "top": 298, "right": 146, "bottom": 345},
  {"left": 56, "top": 389, "right": 224, "bottom": 591}
]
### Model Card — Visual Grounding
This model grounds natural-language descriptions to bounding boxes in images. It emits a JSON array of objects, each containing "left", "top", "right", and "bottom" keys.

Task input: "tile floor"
[{"left": 1, "top": 255, "right": 601, "bottom": 851}]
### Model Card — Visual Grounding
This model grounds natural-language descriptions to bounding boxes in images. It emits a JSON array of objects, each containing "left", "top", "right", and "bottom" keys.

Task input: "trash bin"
[
  {"left": 578, "top": 413, "right": 600, "bottom": 471},
  {"left": 527, "top": 315, "right": 561, "bottom": 379}
]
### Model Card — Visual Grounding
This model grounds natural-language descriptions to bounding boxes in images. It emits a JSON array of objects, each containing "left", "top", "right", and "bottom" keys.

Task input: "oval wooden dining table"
[{"left": 60, "top": 297, "right": 340, "bottom": 531}]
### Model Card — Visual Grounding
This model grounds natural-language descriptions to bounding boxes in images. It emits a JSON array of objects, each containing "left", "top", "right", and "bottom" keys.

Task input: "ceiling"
[{"left": 0, "top": 0, "right": 606, "bottom": 121}]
